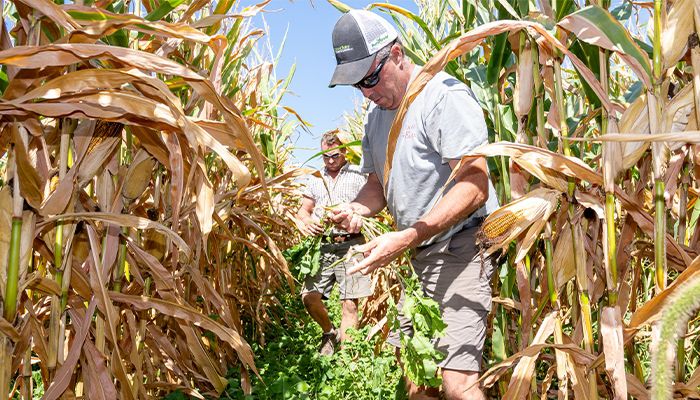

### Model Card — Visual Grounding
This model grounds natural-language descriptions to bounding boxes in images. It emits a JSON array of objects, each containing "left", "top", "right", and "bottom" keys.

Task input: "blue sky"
[{"left": 239, "top": 0, "right": 419, "bottom": 168}]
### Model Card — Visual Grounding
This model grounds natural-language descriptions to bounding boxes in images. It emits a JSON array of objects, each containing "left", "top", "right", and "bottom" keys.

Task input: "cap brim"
[{"left": 328, "top": 54, "right": 376, "bottom": 88}]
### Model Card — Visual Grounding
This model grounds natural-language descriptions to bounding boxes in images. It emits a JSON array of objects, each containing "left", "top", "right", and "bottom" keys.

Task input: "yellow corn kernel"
[{"left": 482, "top": 210, "right": 522, "bottom": 239}]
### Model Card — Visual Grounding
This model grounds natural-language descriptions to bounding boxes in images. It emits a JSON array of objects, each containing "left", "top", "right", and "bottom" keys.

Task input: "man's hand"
[
  {"left": 301, "top": 220, "right": 324, "bottom": 237},
  {"left": 347, "top": 230, "right": 417, "bottom": 275},
  {"left": 330, "top": 203, "right": 363, "bottom": 234}
]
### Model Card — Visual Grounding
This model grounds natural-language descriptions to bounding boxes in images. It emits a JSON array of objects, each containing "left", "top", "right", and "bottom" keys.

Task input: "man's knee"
[
  {"left": 441, "top": 369, "right": 483, "bottom": 400},
  {"left": 341, "top": 298, "right": 358, "bottom": 314},
  {"left": 302, "top": 291, "right": 322, "bottom": 307}
]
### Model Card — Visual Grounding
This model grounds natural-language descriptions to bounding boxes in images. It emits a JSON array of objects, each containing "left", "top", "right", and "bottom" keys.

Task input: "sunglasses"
[
  {"left": 322, "top": 153, "right": 342, "bottom": 160},
  {"left": 353, "top": 52, "right": 391, "bottom": 89}
]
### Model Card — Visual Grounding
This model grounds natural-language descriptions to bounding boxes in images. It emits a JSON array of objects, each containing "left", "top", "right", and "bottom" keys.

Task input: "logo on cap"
[{"left": 334, "top": 45, "right": 352, "bottom": 54}]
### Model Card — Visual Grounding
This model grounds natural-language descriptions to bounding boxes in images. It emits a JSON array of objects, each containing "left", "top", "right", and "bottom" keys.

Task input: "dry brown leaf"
[
  {"left": 42, "top": 299, "right": 96, "bottom": 400},
  {"left": 481, "top": 342, "right": 597, "bottom": 388},
  {"left": 503, "top": 312, "right": 556, "bottom": 399},
  {"left": 601, "top": 306, "right": 628, "bottom": 399},
  {"left": 81, "top": 322, "right": 118, "bottom": 400},
  {"left": 553, "top": 222, "right": 576, "bottom": 290},
  {"left": 38, "top": 212, "right": 191, "bottom": 258},
  {"left": 661, "top": 0, "right": 694, "bottom": 68},
  {"left": 0, "top": 45, "right": 262, "bottom": 187},
  {"left": 85, "top": 225, "right": 136, "bottom": 400},
  {"left": 0, "top": 186, "right": 11, "bottom": 300},
  {"left": 618, "top": 94, "right": 650, "bottom": 169},
  {"left": 11, "top": 124, "right": 43, "bottom": 208},
  {"left": 15, "top": 0, "right": 80, "bottom": 32},
  {"left": 629, "top": 255, "right": 700, "bottom": 329},
  {"left": 0, "top": 317, "right": 20, "bottom": 342},
  {"left": 109, "top": 293, "right": 257, "bottom": 375},
  {"left": 195, "top": 168, "right": 214, "bottom": 240}
]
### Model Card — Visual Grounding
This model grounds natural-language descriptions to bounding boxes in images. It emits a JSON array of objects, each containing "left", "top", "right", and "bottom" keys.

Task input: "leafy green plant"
[
  {"left": 284, "top": 234, "right": 325, "bottom": 278},
  {"left": 222, "top": 291, "right": 404, "bottom": 400},
  {"left": 388, "top": 270, "right": 447, "bottom": 388}
]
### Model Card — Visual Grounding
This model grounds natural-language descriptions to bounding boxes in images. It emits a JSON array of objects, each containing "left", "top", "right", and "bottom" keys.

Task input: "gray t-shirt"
[{"left": 360, "top": 68, "right": 499, "bottom": 245}]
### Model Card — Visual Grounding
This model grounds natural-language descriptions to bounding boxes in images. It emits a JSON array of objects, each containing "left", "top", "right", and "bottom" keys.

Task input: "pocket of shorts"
[{"left": 445, "top": 229, "right": 478, "bottom": 264}]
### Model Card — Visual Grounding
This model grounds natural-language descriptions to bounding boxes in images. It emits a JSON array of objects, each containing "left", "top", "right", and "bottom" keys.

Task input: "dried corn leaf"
[
  {"left": 0, "top": 187, "right": 11, "bottom": 300},
  {"left": 42, "top": 299, "right": 96, "bottom": 400},
  {"left": 663, "top": 84, "right": 695, "bottom": 135},
  {"left": 482, "top": 342, "right": 597, "bottom": 388},
  {"left": 16, "top": 0, "right": 80, "bottom": 32},
  {"left": 40, "top": 167, "right": 78, "bottom": 216},
  {"left": 39, "top": 212, "right": 191, "bottom": 258},
  {"left": 0, "top": 45, "right": 261, "bottom": 186},
  {"left": 82, "top": 339, "right": 118, "bottom": 400},
  {"left": 618, "top": 94, "right": 650, "bottom": 169},
  {"left": 601, "top": 306, "right": 628, "bottom": 399},
  {"left": 474, "top": 142, "right": 602, "bottom": 186},
  {"left": 630, "top": 255, "right": 700, "bottom": 329},
  {"left": 11, "top": 124, "right": 43, "bottom": 208},
  {"left": 662, "top": 0, "right": 694, "bottom": 68},
  {"left": 503, "top": 312, "right": 556, "bottom": 399},
  {"left": 64, "top": 5, "right": 220, "bottom": 45},
  {"left": 0, "top": 317, "right": 19, "bottom": 342},
  {"left": 109, "top": 293, "right": 256, "bottom": 374},
  {"left": 195, "top": 169, "right": 214, "bottom": 239}
]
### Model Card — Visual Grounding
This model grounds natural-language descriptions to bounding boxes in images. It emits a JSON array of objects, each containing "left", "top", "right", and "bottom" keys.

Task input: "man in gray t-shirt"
[{"left": 328, "top": 10, "right": 498, "bottom": 400}]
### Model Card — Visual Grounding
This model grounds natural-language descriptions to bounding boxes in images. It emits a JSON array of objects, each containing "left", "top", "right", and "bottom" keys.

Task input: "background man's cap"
[{"left": 329, "top": 10, "right": 398, "bottom": 88}]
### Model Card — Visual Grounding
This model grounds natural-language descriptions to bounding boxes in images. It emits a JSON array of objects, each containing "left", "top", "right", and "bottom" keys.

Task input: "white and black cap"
[{"left": 329, "top": 10, "right": 398, "bottom": 88}]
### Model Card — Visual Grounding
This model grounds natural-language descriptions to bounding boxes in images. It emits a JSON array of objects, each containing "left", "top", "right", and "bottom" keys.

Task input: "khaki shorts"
[
  {"left": 301, "top": 237, "right": 373, "bottom": 300},
  {"left": 388, "top": 225, "right": 495, "bottom": 372}
]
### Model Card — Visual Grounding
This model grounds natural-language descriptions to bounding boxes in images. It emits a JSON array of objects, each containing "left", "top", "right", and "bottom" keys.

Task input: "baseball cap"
[{"left": 329, "top": 10, "right": 398, "bottom": 88}]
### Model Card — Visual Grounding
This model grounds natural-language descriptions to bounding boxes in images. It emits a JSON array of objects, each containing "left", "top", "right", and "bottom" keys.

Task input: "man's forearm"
[
  {"left": 404, "top": 181, "right": 486, "bottom": 246},
  {"left": 402, "top": 158, "right": 490, "bottom": 247},
  {"left": 350, "top": 173, "right": 386, "bottom": 217}
]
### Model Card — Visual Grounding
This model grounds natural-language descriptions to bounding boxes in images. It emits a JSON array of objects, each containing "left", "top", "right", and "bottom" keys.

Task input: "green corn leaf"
[
  {"left": 463, "top": 0, "right": 477, "bottom": 29},
  {"left": 558, "top": 5, "right": 652, "bottom": 88},
  {"left": 486, "top": 33, "right": 511, "bottom": 85},
  {"left": 144, "top": 0, "right": 187, "bottom": 21},
  {"left": 517, "top": 0, "right": 529, "bottom": 17},
  {"left": 328, "top": 0, "right": 352, "bottom": 12},
  {"left": 554, "top": 0, "right": 575, "bottom": 22},
  {"left": 496, "top": 0, "right": 521, "bottom": 19},
  {"left": 370, "top": 3, "right": 441, "bottom": 51},
  {"left": 569, "top": 40, "right": 602, "bottom": 109},
  {"left": 0, "top": 69, "right": 8, "bottom": 95}
]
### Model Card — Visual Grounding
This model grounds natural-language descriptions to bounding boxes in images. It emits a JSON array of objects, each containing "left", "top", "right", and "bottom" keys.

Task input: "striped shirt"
[{"left": 303, "top": 164, "right": 367, "bottom": 226}]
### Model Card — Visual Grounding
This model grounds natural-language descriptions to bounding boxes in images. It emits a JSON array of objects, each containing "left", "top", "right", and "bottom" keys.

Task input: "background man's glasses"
[
  {"left": 323, "top": 153, "right": 341, "bottom": 160},
  {"left": 353, "top": 53, "right": 390, "bottom": 89}
]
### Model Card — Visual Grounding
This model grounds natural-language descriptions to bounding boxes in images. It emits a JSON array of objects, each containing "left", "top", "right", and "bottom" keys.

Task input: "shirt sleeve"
[
  {"left": 424, "top": 85, "right": 488, "bottom": 164},
  {"left": 301, "top": 175, "right": 317, "bottom": 200}
]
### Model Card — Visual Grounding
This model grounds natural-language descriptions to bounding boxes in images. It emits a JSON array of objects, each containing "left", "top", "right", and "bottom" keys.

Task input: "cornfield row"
[
  {"left": 0, "top": 0, "right": 309, "bottom": 398},
  {"left": 3, "top": 0, "right": 700, "bottom": 398}
]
